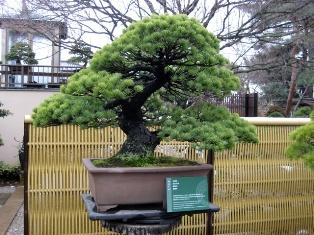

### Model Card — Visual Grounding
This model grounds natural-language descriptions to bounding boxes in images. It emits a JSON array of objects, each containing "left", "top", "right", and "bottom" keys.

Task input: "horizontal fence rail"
[
  {"left": 0, "top": 64, "right": 80, "bottom": 89},
  {"left": 25, "top": 117, "right": 314, "bottom": 235}
]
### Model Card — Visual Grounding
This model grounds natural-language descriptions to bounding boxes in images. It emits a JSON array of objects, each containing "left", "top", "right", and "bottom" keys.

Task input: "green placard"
[{"left": 166, "top": 176, "right": 209, "bottom": 213}]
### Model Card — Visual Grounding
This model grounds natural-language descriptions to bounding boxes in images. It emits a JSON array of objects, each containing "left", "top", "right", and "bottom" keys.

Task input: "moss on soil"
[{"left": 92, "top": 155, "right": 200, "bottom": 167}]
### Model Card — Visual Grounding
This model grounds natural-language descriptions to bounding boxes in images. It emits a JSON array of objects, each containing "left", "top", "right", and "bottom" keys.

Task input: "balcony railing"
[{"left": 0, "top": 64, "right": 81, "bottom": 89}]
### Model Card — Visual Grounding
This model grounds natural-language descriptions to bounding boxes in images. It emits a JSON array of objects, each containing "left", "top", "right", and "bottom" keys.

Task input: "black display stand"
[{"left": 82, "top": 194, "right": 219, "bottom": 235}]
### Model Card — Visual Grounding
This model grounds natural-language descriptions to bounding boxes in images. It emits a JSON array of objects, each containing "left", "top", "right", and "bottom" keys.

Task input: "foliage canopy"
[{"left": 33, "top": 15, "right": 257, "bottom": 156}]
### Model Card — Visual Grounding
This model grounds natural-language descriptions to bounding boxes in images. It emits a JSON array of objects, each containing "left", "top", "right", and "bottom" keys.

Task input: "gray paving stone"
[{"left": 5, "top": 204, "right": 24, "bottom": 235}]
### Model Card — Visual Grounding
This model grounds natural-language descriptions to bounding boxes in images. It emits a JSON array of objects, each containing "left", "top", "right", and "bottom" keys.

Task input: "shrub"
[
  {"left": 293, "top": 106, "right": 313, "bottom": 117},
  {"left": 286, "top": 112, "right": 314, "bottom": 169},
  {"left": 0, "top": 161, "right": 21, "bottom": 182},
  {"left": 267, "top": 111, "right": 285, "bottom": 117},
  {"left": 266, "top": 105, "right": 285, "bottom": 117}
]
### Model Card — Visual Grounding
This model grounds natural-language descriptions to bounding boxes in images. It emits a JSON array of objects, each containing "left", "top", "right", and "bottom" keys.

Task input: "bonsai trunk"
[
  {"left": 115, "top": 68, "right": 169, "bottom": 156},
  {"left": 117, "top": 107, "right": 160, "bottom": 156}
]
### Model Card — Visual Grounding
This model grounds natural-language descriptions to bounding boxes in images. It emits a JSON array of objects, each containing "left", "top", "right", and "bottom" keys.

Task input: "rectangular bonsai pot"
[{"left": 82, "top": 158, "right": 212, "bottom": 212}]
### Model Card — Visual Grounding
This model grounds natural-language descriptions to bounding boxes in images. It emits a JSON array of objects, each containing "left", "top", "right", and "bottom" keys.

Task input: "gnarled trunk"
[
  {"left": 115, "top": 68, "right": 168, "bottom": 156},
  {"left": 117, "top": 106, "right": 160, "bottom": 156}
]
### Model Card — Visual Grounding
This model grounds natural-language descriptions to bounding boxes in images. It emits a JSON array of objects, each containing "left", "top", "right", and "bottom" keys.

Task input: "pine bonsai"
[
  {"left": 33, "top": 15, "right": 258, "bottom": 163},
  {"left": 286, "top": 112, "right": 314, "bottom": 169},
  {"left": 6, "top": 42, "right": 38, "bottom": 64}
]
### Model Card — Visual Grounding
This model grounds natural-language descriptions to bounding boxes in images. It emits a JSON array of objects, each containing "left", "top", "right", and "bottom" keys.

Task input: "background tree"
[
  {"left": 0, "top": 102, "right": 10, "bottom": 146},
  {"left": 243, "top": 44, "right": 291, "bottom": 107},
  {"left": 4, "top": 0, "right": 310, "bottom": 64},
  {"left": 20, "top": 0, "right": 257, "bottom": 49},
  {"left": 67, "top": 40, "right": 93, "bottom": 68},
  {"left": 239, "top": 0, "right": 314, "bottom": 115},
  {"left": 33, "top": 15, "right": 257, "bottom": 157}
]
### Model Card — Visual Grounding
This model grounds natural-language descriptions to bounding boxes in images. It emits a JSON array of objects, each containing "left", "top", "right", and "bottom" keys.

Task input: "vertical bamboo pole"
[{"left": 24, "top": 120, "right": 30, "bottom": 235}]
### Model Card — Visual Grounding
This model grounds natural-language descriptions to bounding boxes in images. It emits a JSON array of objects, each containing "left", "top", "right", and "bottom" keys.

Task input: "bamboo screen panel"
[
  {"left": 213, "top": 124, "right": 314, "bottom": 235},
  {"left": 26, "top": 120, "right": 314, "bottom": 235}
]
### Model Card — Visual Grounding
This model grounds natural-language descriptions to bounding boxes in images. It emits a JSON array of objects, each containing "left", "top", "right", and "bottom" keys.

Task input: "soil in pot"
[{"left": 92, "top": 154, "right": 200, "bottom": 168}]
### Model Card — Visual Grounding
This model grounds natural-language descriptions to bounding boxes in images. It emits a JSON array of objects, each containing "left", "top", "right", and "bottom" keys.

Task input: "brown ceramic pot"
[{"left": 83, "top": 158, "right": 212, "bottom": 212}]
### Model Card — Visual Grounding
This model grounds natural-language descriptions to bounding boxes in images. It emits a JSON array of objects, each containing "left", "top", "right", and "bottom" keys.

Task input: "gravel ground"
[
  {"left": 5, "top": 204, "right": 24, "bottom": 235},
  {"left": 0, "top": 186, "right": 16, "bottom": 208}
]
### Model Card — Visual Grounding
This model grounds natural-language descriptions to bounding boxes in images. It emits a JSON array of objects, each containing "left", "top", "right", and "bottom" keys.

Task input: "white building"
[{"left": 0, "top": 0, "right": 72, "bottom": 165}]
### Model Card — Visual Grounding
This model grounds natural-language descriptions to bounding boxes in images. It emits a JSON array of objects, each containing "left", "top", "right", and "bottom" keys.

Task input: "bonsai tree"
[
  {"left": 0, "top": 102, "right": 11, "bottom": 146},
  {"left": 286, "top": 112, "right": 314, "bottom": 169},
  {"left": 5, "top": 42, "right": 38, "bottom": 64},
  {"left": 33, "top": 15, "right": 257, "bottom": 162}
]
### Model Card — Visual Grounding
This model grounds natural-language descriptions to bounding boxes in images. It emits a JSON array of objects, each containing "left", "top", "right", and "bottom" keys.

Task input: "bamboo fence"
[{"left": 24, "top": 117, "right": 314, "bottom": 235}]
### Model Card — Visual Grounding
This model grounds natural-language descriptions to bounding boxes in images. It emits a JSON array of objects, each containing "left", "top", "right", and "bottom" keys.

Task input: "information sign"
[{"left": 166, "top": 176, "right": 209, "bottom": 213}]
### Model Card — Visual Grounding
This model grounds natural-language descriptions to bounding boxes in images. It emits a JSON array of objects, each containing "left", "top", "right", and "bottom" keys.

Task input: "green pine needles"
[
  {"left": 286, "top": 112, "right": 314, "bottom": 169},
  {"left": 33, "top": 15, "right": 258, "bottom": 158}
]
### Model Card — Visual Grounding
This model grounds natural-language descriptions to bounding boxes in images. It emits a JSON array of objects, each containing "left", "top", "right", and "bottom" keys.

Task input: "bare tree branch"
[{"left": 143, "top": 0, "right": 157, "bottom": 14}]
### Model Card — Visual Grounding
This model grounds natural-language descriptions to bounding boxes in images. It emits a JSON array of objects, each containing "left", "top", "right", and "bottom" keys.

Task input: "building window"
[{"left": 8, "top": 30, "right": 28, "bottom": 50}]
